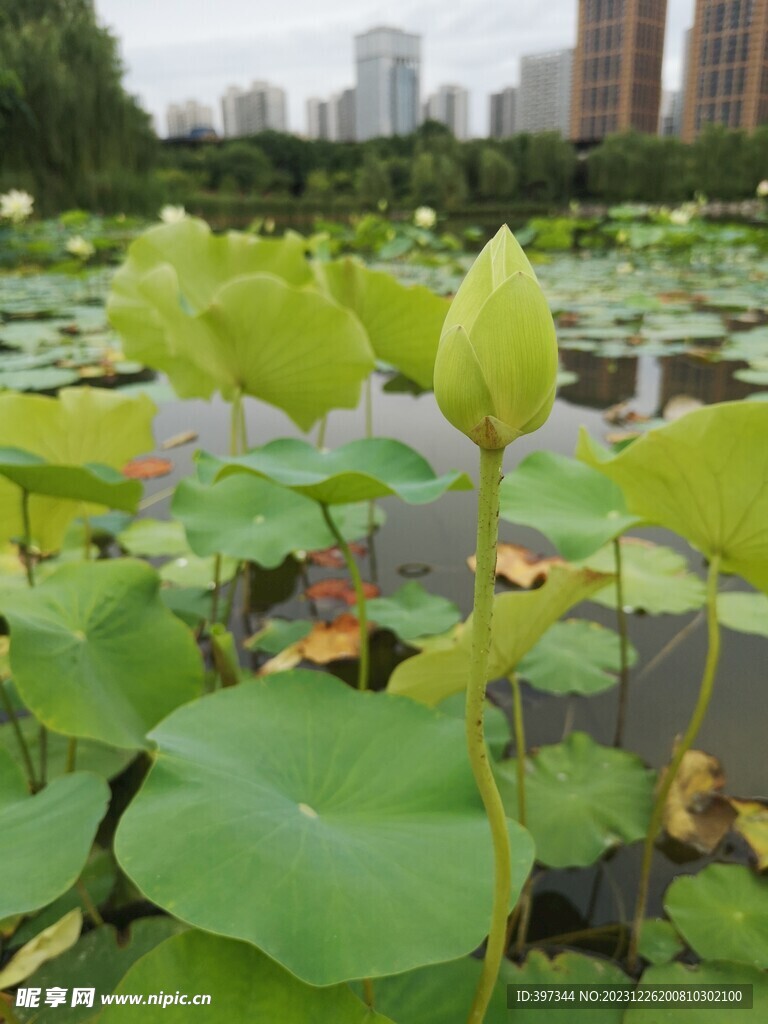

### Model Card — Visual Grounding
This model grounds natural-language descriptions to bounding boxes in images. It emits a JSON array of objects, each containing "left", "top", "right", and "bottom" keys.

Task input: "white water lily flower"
[
  {"left": 669, "top": 208, "right": 692, "bottom": 226},
  {"left": 159, "top": 204, "right": 187, "bottom": 224},
  {"left": 757, "top": 180, "right": 768, "bottom": 198},
  {"left": 0, "top": 189, "right": 34, "bottom": 224},
  {"left": 414, "top": 206, "right": 436, "bottom": 229},
  {"left": 66, "top": 235, "right": 95, "bottom": 260}
]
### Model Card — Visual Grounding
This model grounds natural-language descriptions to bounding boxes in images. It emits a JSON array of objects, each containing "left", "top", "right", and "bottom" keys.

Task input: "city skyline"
[{"left": 94, "top": 0, "right": 696, "bottom": 137}]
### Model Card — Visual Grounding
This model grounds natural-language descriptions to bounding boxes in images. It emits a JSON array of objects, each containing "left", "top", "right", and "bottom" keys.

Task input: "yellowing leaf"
[
  {"left": 662, "top": 749, "right": 735, "bottom": 854},
  {"left": 0, "top": 908, "right": 82, "bottom": 988}
]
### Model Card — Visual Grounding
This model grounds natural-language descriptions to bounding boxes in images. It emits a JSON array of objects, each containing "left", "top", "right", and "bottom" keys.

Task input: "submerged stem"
[
  {"left": 466, "top": 446, "right": 510, "bottom": 1024},
  {"left": 627, "top": 554, "right": 721, "bottom": 972},
  {"left": 321, "top": 504, "right": 369, "bottom": 691},
  {"left": 612, "top": 537, "right": 631, "bottom": 748}
]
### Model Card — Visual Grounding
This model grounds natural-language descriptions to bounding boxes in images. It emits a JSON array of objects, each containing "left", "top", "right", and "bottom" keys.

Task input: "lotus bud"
[{"left": 433, "top": 225, "right": 558, "bottom": 450}]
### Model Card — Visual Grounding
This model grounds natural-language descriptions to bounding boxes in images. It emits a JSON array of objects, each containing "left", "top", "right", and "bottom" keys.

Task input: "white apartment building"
[
  {"left": 424, "top": 84, "right": 470, "bottom": 139},
  {"left": 219, "top": 81, "right": 288, "bottom": 137},
  {"left": 518, "top": 49, "right": 573, "bottom": 135},
  {"left": 489, "top": 87, "right": 517, "bottom": 138},
  {"left": 166, "top": 100, "right": 214, "bottom": 139}
]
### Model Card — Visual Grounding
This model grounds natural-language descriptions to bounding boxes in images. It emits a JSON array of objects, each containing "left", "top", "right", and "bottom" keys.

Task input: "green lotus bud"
[{"left": 434, "top": 225, "right": 558, "bottom": 449}]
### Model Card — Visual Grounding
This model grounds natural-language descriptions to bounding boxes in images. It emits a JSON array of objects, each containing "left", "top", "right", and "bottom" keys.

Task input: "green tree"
[
  {"left": 524, "top": 133, "right": 576, "bottom": 201},
  {"left": 477, "top": 147, "right": 518, "bottom": 200},
  {"left": 356, "top": 152, "right": 392, "bottom": 205}
]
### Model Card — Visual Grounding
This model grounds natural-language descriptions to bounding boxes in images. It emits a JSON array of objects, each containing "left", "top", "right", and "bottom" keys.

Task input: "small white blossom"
[
  {"left": 669, "top": 208, "right": 692, "bottom": 225},
  {"left": 757, "top": 180, "right": 768, "bottom": 198},
  {"left": 0, "top": 189, "right": 34, "bottom": 224},
  {"left": 65, "top": 235, "right": 95, "bottom": 260},
  {"left": 413, "top": 206, "right": 436, "bottom": 229},
  {"left": 159, "top": 204, "right": 187, "bottom": 224}
]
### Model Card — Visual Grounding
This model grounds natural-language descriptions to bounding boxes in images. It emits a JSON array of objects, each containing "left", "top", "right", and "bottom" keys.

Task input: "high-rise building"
[
  {"left": 337, "top": 88, "right": 357, "bottom": 141},
  {"left": 355, "top": 26, "right": 420, "bottom": 140},
  {"left": 423, "top": 84, "right": 470, "bottom": 139},
  {"left": 489, "top": 87, "right": 517, "bottom": 137},
  {"left": 221, "top": 87, "right": 243, "bottom": 138},
  {"left": 518, "top": 49, "right": 573, "bottom": 134},
  {"left": 682, "top": 0, "right": 768, "bottom": 141},
  {"left": 306, "top": 89, "right": 355, "bottom": 141},
  {"left": 659, "top": 89, "right": 684, "bottom": 135},
  {"left": 166, "top": 100, "right": 214, "bottom": 139},
  {"left": 232, "top": 81, "right": 288, "bottom": 135},
  {"left": 570, "top": 0, "right": 668, "bottom": 142}
]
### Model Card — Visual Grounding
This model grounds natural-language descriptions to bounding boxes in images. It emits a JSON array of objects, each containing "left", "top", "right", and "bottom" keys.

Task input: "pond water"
[{"left": 1, "top": 247, "right": 766, "bottom": 936}]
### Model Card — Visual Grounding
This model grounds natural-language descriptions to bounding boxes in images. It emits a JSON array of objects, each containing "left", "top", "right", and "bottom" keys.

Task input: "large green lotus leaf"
[
  {"left": 499, "top": 451, "right": 643, "bottom": 559},
  {"left": 315, "top": 258, "right": 448, "bottom": 388},
  {"left": 580, "top": 539, "right": 706, "bottom": 615},
  {"left": 497, "top": 732, "right": 655, "bottom": 867},
  {"left": 387, "top": 566, "right": 611, "bottom": 705},
  {"left": 15, "top": 919, "right": 185, "bottom": 1024},
  {"left": 0, "top": 750, "right": 109, "bottom": 918},
  {"left": 158, "top": 554, "right": 237, "bottom": 589},
  {"left": 100, "top": 930, "right": 395, "bottom": 1024},
  {"left": 518, "top": 618, "right": 637, "bottom": 696},
  {"left": 624, "top": 960, "right": 768, "bottom": 1022},
  {"left": 718, "top": 591, "right": 768, "bottom": 637},
  {"left": 0, "top": 446, "right": 141, "bottom": 511},
  {"left": 0, "top": 715, "right": 135, "bottom": 782},
  {"left": 117, "top": 518, "right": 190, "bottom": 558},
  {"left": 576, "top": 402, "right": 768, "bottom": 593},
  {"left": 115, "top": 671, "right": 535, "bottom": 985},
  {"left": 0, "top": 560, "right": 204, "bottom": 749},
  {"left": 503, "top": 950, "right": 630, "bottom": 1024},
  {"left": 367, "top": 582, "right": 461, "bottom": 642},
  {"left": 664, "top": 864, "right": 768, "bottom": 968},
  {"left": 637, "top": 919, "right": 685, "bottom": 966},
  {"left": 172, "top": 473, "right": 338, "bottom": 568},
  {"left": 211, "top": 437, "right": 473, "bottom": 504},
  {"left": 0, "top": 388, "right": 155, "bottom": 552}
]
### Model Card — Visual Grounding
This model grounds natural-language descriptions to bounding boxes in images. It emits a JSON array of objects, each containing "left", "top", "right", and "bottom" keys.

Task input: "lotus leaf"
[
  {"left": 518, "top": 618, "right": 637, "bottom": 696},
  {"left": 366, "top": 582, "right": 461, "bottom": 642},
  {"left": 718, "top": 591, "right": 768, "bottom": 637},
  {"left": 0, "top": 446, "right": 141, "bottom": 510},
  {"left": 580, "top": 539, "right": 706, "bottom": 615},
  {"left": 624, "top": 960, "right": 768, "bottom": 1022}
]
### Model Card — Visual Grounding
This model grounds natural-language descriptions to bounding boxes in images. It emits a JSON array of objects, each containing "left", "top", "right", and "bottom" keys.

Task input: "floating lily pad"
[
  {"left": 664, "top": 864, "right": 768, "bottom": 968},
  {"left": 577, "top": 402, "right": 768, "bottom": 593},
  {"left": 115, "top": 671, "right": 535, "bottom": 985},
  {"left": 718, "top": 591, "right": 768, "bottom": 637},
  {"left": 366, "top": 582, "right": 461, "bottom": 642},
  {"left": 497, "top": 732, "right": 655, "bottom": 867},
  {"left": 581, "top": 539, "right": 706, "bottom": 615},
  {"left": 499, "top": 451, "right": 643, "bottom": 559},
  {"left": 624, "top": 960, "right": 768, "bottom": 1022},
  {"left": 0, "top": 367, "right": 80, "bottom": 392},
  {"left": 0, "top": 560, "right": 203, "bottom": 749},
  {"left": 100, "top": 930, "right": 395, "bottom": 1023},
  {"left": 0, "top": 749, "right": 109, "bottom": 918},
  {"left": 518, "top": 618, "right": 637, "bottom": 696},
  {"left": 637, "top": 919, "right": 685, "bottom": 966},
  {"left": 210, "top": 437, "right": 473, "bottom": 505}
]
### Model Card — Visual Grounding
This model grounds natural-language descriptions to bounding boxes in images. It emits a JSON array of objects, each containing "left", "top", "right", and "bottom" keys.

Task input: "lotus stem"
[
  {"left": 510, "top": 674, "right": 527, "bottom": 827},
  {"left": 316, "top": 414, "right": 328, "bottom": 450},
  {"left": 362, "top": 978, "right": 375, "bottom": 1009},
  {"left": 230, "top": 388, "right": 243, "bottom": 456},
  {"left": 467, "top": 446, "right": 511, "bottom": 1024},
  {"left": 76, "top": 879, "right": 104, "bottom": 928},
  {"left": 20, "top": 488, "right": 35, "bottom": 587},
  {"left": 320, "top": 504, "right": 369, "bottom": 691},
  {"left": 0, "top": 684, "right": 38, "bottom": 791},
  {"left": 66, "top": 737, "right": 78, "bottom": 773},
  {"left": 627, "top": 553, "right": 721, "bottom": 972},
  {"left": 612, "top": 537, "right": 631, "bottom": 748},
  {"left": 210, "top": 553, "right": 223, "bottom": 626},
  {"left": 38, "top": 724, "right": 48, "bottom": 788}
]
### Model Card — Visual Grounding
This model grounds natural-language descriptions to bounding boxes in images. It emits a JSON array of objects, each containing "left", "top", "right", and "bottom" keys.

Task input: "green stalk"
[
  {"left": 467, "top": 447, "right": 510, "bottom": 1024},
  {"left": 82, "top": 514, "right": 92, "bottom": 561},
  {"left": 362, "top": 978, "right": 375, "bottom": 1009},
  {"left": 612, "top": 537, "right": 631, "bottom": 748},
  {"left": 510, "top": 674, "right": 527, "bottom": 827},
  {"left": 230, "top": 389, "right": 243, "bottom": 457},
  {"left": 223, "top": 562, "right": 243, "bottom": 628},
  {"left": 316, "top": 414, "right": 328, "bottom": 449},
  {"left": 321, "top": 504, "right": 369, "bottom": 691},
  {"left": 210, "top": 553, "right": 223, "bottom": 626},
  {"left": 627, "top": 554, "right": 721, "bottom": 972},
  {"left": 0, "top": 684, "right": 37, "bottom": 791},
  {"left": 38, "top": 725, "right": 48, "bottom": 788},
  {"left": 66, "top": 737, "right": 78, "bottom": 773},
  {"left": 76, "top": 879, "right": 105, "bottom": 927},
  {"left": 20, "top": 488, "right": 35, "bottom": 587}
]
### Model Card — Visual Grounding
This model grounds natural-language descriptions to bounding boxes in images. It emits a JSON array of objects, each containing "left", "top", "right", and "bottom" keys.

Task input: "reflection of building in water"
[
  {"left": 558, "top": 349, "right": 638, "bottom": 408},
  {"left": 659, "top": 356, "right": 759, "bottom": 410}
]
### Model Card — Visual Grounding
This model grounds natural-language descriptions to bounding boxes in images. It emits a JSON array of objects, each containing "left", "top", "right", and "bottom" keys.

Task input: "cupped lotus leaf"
[
  {"left": 211, "top": 437, "right": 473, "bottom": 504},
  {"left": 663, "top": 864, "right": 768, "bottom": 968},
  {"left": 497, "top": 732, "right": 655, "bottom": 867},
  {"left": 0, "top": 560, "right": 204, "bottom": 749},
  {"left": 718, "top": 591, "right": 768, "bottom": 637},
  {"left": 387, "top": 565, "right": 611, "bottom": 705},
  {"left": 624, "top": 960, "right": 768, "bottom": 1022},
  {"left": 518, "top": 618, "right": 637, "bottom": 696},
  {"left": 498, "top": 451, "right": 643, "bottom": 559},
  {"left": 100, "top": 930, "right": 395, "bottom": 1024},
  {"left": 0, "top": 388, "right": 155, "bottom": 553},
  {"left": 576, "top": 402, "right": 768, "bottom": 593},
  {"left": 115, "top": 671, "right": 535, "bottom": 985},
  {"left": 366, "top": 582, "right": 461, "bottom": 642},
  {"left": 0, "top": 446, "right": 141, "bottom": 511},
  {"left": 315, "top": 257, "right": 449, "bottom": 388},
  {"left": 637, "top": 919, "right": 685, "bottom": 966},
  {"left": 580, "top": 539, "right": 706, "bottom": 615},
  {"left": 502, "top": 950, "right": 630, "bottom": 1024},
  {"left": 0, "top": 749, "right": 109, "bottom": 918}
]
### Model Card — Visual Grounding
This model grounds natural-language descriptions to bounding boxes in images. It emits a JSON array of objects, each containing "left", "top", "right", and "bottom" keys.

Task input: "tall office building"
[
  {"left": 355, "top": 26, "right": 420, "bottom": 140},
  {"left": 306, "top": 89, "right": 356, "bottom": 140},
  {"left": 337, "top": 88, "right": 357, "bottom": 141},
  {"left": 518, "top": 49, "right": 573, "bottom": 134},
  {"left": 682, "top": 0, "right": 768, "bottom": 140},
  {"left": 489, "top": 87, "right": 517, "bottom": 137},
  {"left": 221, "top": 87, "right": 243, "bottom": 137},
  {"left": 570, "top": 0, "right": 668, "bottom": 141},
  {"left": 423, "top": 84, "right": 470, "bottom": 139},
  {"left": 659, "top": 89, "right": 684, "bottom": 135},
  {"left": 166, "top": 100, "right": 214, "bottom": 139},
  {"left": 231, "top": 81, "right": 287, "bottom": 135}
]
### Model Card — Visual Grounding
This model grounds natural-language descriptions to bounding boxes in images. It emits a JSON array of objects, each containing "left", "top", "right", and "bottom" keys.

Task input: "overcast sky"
[{"left": 94, "top": 0, "right": 696, "bottom": 138}]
